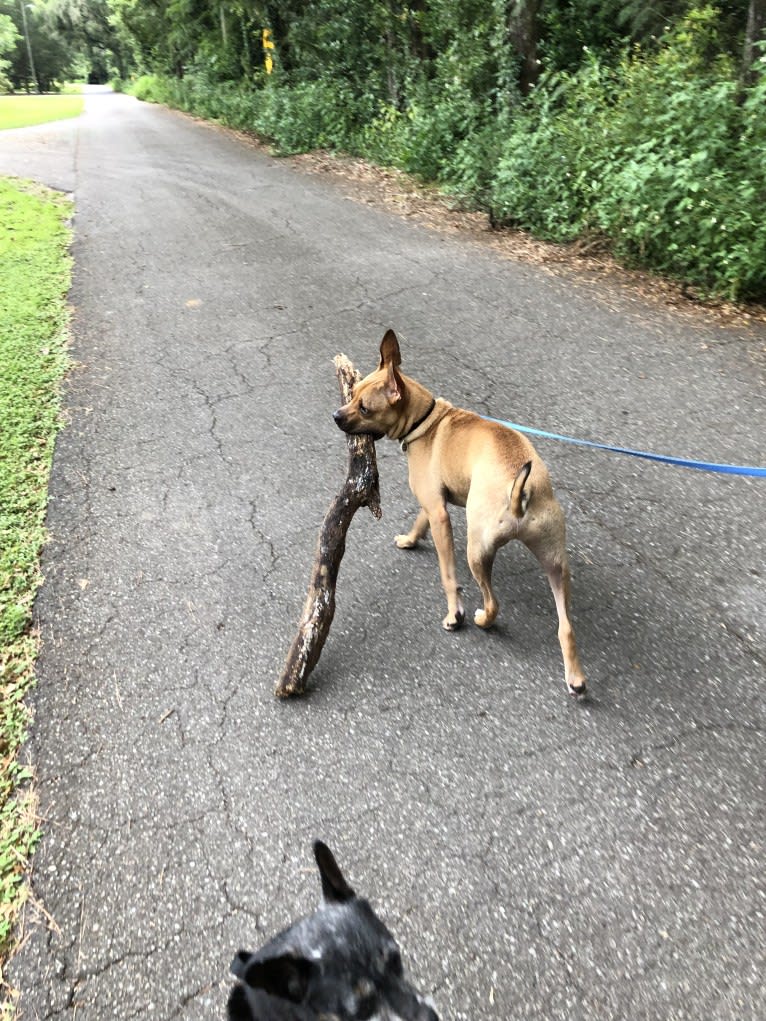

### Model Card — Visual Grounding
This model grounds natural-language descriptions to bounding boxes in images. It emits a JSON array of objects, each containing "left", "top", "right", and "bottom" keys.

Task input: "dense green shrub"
[
  {"left": 488, "top": 59, "right": 615, "bottom": 240},
  {"left": 130, "top": 73, "right": 168, "bottom": 104},
  {"left": 130, "top": 72, "right": 374, "bottom": 155},
  {"left": 254, "top": 80, "right": 375, "bottom": 154},
  {"left": 486, "top": 8, "right": 766, "bottom": 299},
  {"left": 358, "top": 84, "right": 482, "bottom": 182}
]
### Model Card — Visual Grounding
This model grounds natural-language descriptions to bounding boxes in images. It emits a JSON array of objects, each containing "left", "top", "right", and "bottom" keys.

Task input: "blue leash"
[{"left": 484, "top": 417, "right": 766, "bottom": 477}]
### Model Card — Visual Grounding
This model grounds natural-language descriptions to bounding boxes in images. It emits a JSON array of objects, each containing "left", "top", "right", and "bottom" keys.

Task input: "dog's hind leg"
[
  {"left": 523, "top": 510, "right": 587, "bottom": 696},
  {"left": 546, "top": 559, "right": 586, "bottom": 695},
  {"left": 395, "top": 507, "right": 429, "bottom": 549}
]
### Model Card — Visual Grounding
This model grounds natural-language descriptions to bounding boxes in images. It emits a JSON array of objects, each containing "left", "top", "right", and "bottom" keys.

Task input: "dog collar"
[{"left": 399, "top": 399, "right": 437, "bottom": 451}]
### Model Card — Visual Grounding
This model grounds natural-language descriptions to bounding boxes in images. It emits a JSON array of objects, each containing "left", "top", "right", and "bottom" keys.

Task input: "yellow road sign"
[{"left": 262, "top": 28, "right": 275, "bottom": 74}]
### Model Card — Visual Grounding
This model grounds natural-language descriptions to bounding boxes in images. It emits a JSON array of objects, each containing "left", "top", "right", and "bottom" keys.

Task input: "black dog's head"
[{"left": 228, "top": 841, "right": 439, "bottom": 1021}]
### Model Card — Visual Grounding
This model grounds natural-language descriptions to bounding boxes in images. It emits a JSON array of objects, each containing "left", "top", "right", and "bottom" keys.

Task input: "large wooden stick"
[{"left": 275, "top": 355, "right": 381, "bottom": 698}]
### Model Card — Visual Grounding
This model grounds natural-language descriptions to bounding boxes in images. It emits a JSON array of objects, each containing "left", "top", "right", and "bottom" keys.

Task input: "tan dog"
[{"left": 333, "top": 330, "right": 587, "bottom": 696}]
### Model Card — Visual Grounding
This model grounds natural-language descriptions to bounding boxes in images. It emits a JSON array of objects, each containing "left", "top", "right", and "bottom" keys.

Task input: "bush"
[
  {"left": 252, "top": 80, "right": 373, "bottom": 154},
  {"left": 487, "top": 9, "right": 766, "bottom": 300},
  {"left": 130, "top": 72, "right": 375, "bottom": 155},
  {"left": 489, "top": 59, "right": 615, "bottom": 240},
  {"left": 130, "top": 74, "right": 167, "bottom": 103}
]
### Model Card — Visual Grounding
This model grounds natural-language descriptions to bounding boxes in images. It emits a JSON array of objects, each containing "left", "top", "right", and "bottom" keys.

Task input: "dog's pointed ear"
[
  {"left": 235, "top": 953, "right": 316, "bottom": 1004},
  {"left": 314, "top": 840, "right": 356, "bottom": 903},
  {"left": 384, "top": 360, "right": 404, "bottom": 404},
  {"left": 378, "top": 330, "right": 404, "bottom": 403},
  {"left": 378, "top": 329, "right": 402, "bottom": 370},
  {"left": 231, "top": 950, "right": 253, "bottom": 979}
]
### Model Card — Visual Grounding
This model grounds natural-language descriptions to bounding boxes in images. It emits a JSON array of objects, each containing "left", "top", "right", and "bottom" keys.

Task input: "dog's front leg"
[{"left": 427, "top": 505, "right": 465, "bottom": 630}]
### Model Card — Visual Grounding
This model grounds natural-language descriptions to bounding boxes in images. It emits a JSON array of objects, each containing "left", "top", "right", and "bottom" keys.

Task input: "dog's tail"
[{"left": 509, "top": 461, "right": 532, "bottom": 519}]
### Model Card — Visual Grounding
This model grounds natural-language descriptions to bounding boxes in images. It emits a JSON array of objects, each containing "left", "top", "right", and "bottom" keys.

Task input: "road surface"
[{"left": 1, "top": 89, "right": 764, "bottom": 1020}]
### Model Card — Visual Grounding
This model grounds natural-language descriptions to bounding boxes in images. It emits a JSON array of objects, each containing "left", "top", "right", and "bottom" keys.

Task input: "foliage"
[
  {"left": 123, "top": 3, "right": 766, "bottom": 301},
  {"left": 0, "top": 0, "right": 75, "bottom": 91},
  {"left": 0, "top": 177, "right": 71, "bottom": 976},
  {"left": 488, "top": 8, "right": 766, "bottom": 299},
  {"left": 45, "top": 0, "right": 133, "bottom": 81},
  {"left": 0, "top": 13, "right": 18, "bottom": 93}
]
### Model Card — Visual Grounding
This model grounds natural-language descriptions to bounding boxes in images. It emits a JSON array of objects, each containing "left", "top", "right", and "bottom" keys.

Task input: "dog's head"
[
  {"left": 228, "top": 841, "right": 439, "bottom": 1021},
  {"left": 333, "top": 330, "right": 409, "bottom": 441}
]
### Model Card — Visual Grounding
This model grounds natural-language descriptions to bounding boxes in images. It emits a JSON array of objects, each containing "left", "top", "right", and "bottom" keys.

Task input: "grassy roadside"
[
  {"left": 0, "top": 178, "right": 72, "bottom": 1009},
  {"left": 0, "top": 94, "right": 84, "bottom": 132}
]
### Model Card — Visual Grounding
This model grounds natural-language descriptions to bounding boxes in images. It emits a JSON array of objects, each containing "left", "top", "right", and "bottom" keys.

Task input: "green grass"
[
  {"left": 0, "top": 178, "right": 72, "bottom": 1008},
  {"left": 0, "top": 94, "right": 84, "bottom": 132}
]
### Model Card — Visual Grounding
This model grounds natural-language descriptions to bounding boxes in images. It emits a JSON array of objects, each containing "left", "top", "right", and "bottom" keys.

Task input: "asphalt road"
[{"left": 1, "top": 90, "right": 764, "bottom": 1021}]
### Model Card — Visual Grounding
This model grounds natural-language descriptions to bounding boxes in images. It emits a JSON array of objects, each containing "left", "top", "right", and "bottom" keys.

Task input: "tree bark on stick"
[{"left": 275, "top": 355, "right": 381, "bottom": 698}]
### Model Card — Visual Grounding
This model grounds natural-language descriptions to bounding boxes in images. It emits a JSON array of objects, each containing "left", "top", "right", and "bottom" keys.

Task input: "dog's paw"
[
  {"left": 395, "top": 534, "right": 418, "bottom": 549},
  {"left": 442, "top": 609, "right": 465, "bottom": 631},
  {"left": 473, "top": 608, "right": 497, "bottom": 629},
  {"left": 567, "top": 680, "right": 588, "bottom": 698}
]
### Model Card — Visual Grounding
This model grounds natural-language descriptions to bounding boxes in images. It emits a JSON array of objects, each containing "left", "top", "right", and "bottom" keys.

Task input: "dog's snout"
[{"left": 333, "top": 407, "right": 353, "bottom": 433}]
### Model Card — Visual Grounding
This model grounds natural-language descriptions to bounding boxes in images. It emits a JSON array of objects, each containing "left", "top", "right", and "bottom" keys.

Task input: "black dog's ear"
[
  {"left": 234, "top": 953, "right": 317, "bottom": 1004},
  {"left": 231, "top": 950, "right": 253, "bottom": 979},
  {"left": 378, "top": 329, "right": 402, "bottom": 370},
  {"left": 314, "top": 840, "right": 356, "bottom": 903}
]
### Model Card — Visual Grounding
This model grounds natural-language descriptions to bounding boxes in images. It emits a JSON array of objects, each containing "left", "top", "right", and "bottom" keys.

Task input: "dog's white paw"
[
  {"left": 474, "top": 608, "right": 494, "bottom": 629},
  {"left": 395, "top": 534, "right": 418, "bottom": 549},
  {"left": 442, "top": 609, "right": 465, "bottom": 631},
  {"left": 567, "top": 679, "right": 588, "bottom": 698}
]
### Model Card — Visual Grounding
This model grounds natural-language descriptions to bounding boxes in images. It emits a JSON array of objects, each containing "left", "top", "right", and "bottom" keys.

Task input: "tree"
[
  {"left": 742, "top": 0, "right": 766, "bottom": 82},
  {"left": 45, "top": 0, "right": 131, "bottom": 80},
  {"left": 0, "top": 1, "right": 74, "bottom": 90},
  {"left": 507, "top": 0, "right": 542, "bottom": 94},
  {"left": 0, "top": 12, "right": 20, "bottom": 91}
]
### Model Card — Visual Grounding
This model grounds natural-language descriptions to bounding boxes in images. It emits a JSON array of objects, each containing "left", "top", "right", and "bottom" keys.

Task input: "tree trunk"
[
  {"left": 386, "top": 21, "right": 399, "bottom": 107},
  {"left": 275, "top": 356, "right": 381, "bottom": 698},
  {"left": 220, "top": 4, "right": 228, "bottom": 48},
  {"left": 507, "top": 0, "right": 542, "bottom": 96},
  {"left": 408, "top": 0, "right": 434, "bottom": 67},
  {"left": 742, "top": 0, "right": 766, "bottom": 87}
]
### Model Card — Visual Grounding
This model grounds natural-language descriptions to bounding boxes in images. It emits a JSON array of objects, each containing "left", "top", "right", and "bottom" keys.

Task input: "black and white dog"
[{"left": 228, "top": 842, "right": 439, "bottom": 1021}]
